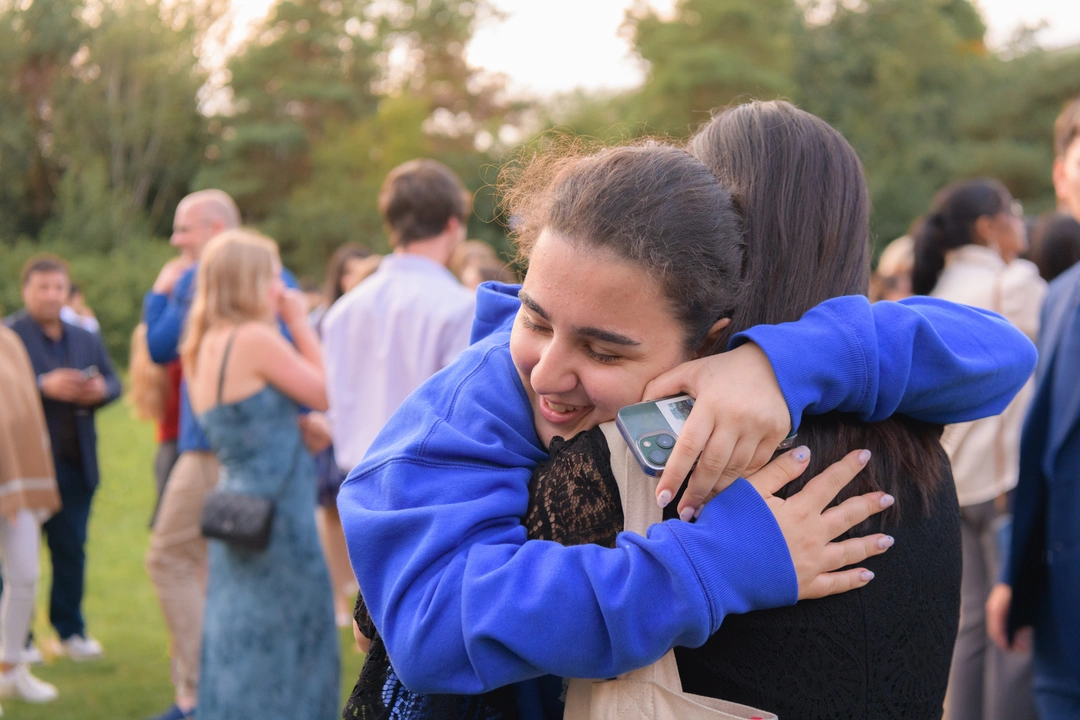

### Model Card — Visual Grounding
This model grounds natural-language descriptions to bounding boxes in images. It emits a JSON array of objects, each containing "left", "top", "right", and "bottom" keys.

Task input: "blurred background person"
[
  {"left": 4, "top": 254, "right": 121, "bottom": 664},
  {"left": 911, "top": 178, "right": 1045, "bottom": 720},
  {"left": 990, "top": 95, "right": 1080, "bottom": 720},
  {"left": 60, "top": 285, "right": 99, "bottom": 335},
  {"left": 128, "top": 324, "right": 182, "bottom": 526},
  {"left": 870, "top": 234, "right": 915, "bottom": 302},
  {"left": 1027, "top": 212, "right": 1080, "bottom": 283},
  {"left": 302, "top": 242, "right": 380, "bottom": 626},
  {"left": 449, "top": 238, "right": 518, "bottom": 291},
  {"left": 181, "top": 229, "right": 338, "bottom": 720},
  {"left": 0, "top": 324, "right": 62, "bottom": 706}
]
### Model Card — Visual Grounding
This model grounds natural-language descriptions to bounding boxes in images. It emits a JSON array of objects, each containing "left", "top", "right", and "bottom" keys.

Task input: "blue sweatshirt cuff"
[{"left": 663, "top": 478, "right": 798, "bottom": 632}]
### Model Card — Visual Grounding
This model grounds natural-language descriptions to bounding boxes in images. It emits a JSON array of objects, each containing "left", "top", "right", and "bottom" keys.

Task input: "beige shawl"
[{"left": 0, "top": 325, "right": 61, "bottom": 518}]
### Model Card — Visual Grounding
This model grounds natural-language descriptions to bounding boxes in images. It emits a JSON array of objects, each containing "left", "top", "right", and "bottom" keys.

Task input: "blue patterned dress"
[{"left": 197, "top": 386, "right": 340, "bottom": 720}]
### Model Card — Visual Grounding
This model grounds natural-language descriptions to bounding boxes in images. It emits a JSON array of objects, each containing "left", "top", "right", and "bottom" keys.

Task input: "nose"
[{"left": 529, "top": 337, "right": 579, "bottom": 397}]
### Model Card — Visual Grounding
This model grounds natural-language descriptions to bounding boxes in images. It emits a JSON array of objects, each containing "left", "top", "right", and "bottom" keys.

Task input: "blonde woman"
[{"left": 180, "top": 230, "right": 339, "bottom": 720}]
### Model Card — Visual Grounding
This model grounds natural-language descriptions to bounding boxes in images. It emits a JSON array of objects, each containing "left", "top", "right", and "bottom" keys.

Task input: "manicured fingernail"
[
  {"left": 793, "top": 446, "right": 810, "bottom": 462},
  {"left": 860, "top": 570, "right": 875, "bottom": 582},
  {"left": 877, "top": 535, "right": 894, "bottom": 549},
  {"left": 694, "top": 506, "right": 702, "bottom": 519},
  {"left": 858, "top": 449, "right": 871, "bottom": 464},
  {"left": 880, "top": 494, "right": 894, "bottom": 508},
  {"left": 656, "top": 490, "right": 673, "bottom": 508},
  {"left": 679, "top": 506, "right": 695, "bottom": 522}
]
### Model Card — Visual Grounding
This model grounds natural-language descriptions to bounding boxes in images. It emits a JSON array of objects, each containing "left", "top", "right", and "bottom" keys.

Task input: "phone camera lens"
[
  {"left": 648, "top": 449, "right": 667, "bottom": 465},
  {"left": 655, "top": 434, "right": 675, "bottom": 449}
]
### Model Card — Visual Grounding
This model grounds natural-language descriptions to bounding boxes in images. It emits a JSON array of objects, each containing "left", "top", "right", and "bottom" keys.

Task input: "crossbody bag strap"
[{"left": 216, "top": 326, "right": 241, "bottom": 406}]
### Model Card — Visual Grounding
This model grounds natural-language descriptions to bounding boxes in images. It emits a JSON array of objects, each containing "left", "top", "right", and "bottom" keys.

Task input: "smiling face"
[{"left": 509, "top": 229, "right": 692, "bottom": 447}]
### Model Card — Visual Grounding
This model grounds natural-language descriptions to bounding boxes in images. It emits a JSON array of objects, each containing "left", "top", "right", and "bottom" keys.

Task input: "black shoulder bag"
[{"left": 198, "top": 328, "right": 295, "bottom": 552}]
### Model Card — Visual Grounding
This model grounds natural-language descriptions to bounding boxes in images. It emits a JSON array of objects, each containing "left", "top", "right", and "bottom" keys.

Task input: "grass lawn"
[{"left": 13, "top": 401, "right": 365, "bottom": 719}]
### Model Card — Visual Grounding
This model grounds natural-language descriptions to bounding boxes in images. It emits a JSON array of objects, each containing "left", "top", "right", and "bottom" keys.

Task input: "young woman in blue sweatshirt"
[{"left": 338, "top": 124, "right": 1037, "bottom": 716}]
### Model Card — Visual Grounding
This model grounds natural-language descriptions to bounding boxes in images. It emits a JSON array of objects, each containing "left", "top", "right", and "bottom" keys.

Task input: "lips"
[{"left": 538, "top": 395, "right": 591, "bottom": 426}]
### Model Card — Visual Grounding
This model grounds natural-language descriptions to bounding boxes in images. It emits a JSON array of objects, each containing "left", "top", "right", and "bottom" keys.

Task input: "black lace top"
[{"left": 345, "top": 426, "right": 960, "bottom": 720}]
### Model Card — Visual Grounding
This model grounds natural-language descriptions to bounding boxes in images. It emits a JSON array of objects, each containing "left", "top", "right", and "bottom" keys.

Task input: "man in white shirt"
[{"left": 323, "top": 159, "right": 476, "bottom": 472}]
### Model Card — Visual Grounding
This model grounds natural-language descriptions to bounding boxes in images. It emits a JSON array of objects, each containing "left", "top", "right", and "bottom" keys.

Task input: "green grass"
[{"left": 15, "top": 402, "right": 365, "bottom": 719}]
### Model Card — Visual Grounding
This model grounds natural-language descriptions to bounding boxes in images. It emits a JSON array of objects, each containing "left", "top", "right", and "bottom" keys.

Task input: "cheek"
[{"left": 509, "top": 324, "right": 540, "bottom": 378}]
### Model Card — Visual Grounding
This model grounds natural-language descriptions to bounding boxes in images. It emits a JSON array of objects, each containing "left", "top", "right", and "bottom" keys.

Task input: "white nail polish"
[
  {"left": 656, "top": 490, "right": 673, "bottom": 508},
  {"left": 679, "top": 506, "right": 695, "bottom": 522}
]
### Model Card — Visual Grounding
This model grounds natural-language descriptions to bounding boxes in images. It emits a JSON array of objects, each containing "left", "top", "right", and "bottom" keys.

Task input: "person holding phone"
[
  {"left": 4, "top": 254, "right": 121, "bottom": 664},
  {"left": 339, "top": 107, "right": 1038, "bottom": 718}
]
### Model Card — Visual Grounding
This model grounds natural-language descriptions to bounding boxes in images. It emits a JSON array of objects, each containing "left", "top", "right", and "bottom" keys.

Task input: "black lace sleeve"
[{"left": 524, "top": 426, "right": 623, "bottom": 547}]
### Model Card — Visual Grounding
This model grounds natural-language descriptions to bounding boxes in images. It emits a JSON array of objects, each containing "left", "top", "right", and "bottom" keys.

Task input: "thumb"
[{"left": 642, "top": 361, "right": 697, "bottom": 402}]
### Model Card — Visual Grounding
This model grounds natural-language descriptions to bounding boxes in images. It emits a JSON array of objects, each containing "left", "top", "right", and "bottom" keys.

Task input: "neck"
[
  {"left": 35, "top": 315, "right": 63, "bottom": 340},
  {"left": 395, "top": 237, "right": 451, "bottom": 267}
]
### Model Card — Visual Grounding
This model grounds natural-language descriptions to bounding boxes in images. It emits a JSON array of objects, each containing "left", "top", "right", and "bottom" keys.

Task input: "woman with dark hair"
[
  {"left": 912, "top": 178, "right": 1046, "bottom": 720},
  {"left": 340, "top": 106, "right": 1037, "bottom": 720},
  {"left": 1028, "top": 211, "right": 1080, "bottom": 283}
]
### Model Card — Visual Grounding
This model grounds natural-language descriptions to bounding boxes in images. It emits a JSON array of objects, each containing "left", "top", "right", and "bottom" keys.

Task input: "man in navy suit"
[
  {"left": 4, "top": 254, "right": 121, "bottom": 662},
  {"left": 988, "top": 98, "right": 1080, "bottom": 719}
]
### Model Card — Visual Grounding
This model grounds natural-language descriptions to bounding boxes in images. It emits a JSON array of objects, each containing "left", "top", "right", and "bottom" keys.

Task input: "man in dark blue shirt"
[{"left": 4, "top": 254, "right": 121, "bottom": 663}]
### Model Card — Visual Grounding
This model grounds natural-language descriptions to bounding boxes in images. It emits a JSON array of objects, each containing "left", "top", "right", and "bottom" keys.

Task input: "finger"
[
  {"left": 679, "top": 437, "right": 756, "bottom": 519},
  {"left": 641, "top": 362, "right": 698, "bottom": 403},
  {"left": 654, "top": 412, "right": 714, "bottom": 509},
  {"left": 819, "top": 534, "right": 894, "bottom": 572},
  {"left": 799, "top": 567, "right": 876, "bottom": 600},
  {"left": 1011, "top": 627, "right": 1033, "bottom": 653},
  {"left": 795, "top": 449, "right": 872, "bottom": 515},
  {"left": 744, "top": 438, "right": 780, "bottom": 479},
  {"left": 987, "top": 612, "right": 1009, "bottom": 652},
  {"left": 745, "top": 446, "right": 812, "bottom": 498},
  {"left": 820, "top": 491, "right": 894, "bottom": 540}
]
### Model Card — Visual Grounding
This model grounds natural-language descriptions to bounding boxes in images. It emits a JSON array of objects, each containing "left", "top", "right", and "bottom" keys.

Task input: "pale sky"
[{"left": 228, "top": 0, "right": 1080, "bottom": 96}]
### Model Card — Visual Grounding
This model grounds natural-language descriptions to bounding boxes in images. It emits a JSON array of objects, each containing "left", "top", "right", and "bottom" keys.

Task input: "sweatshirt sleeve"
[
  {"left": 731, "top": 295, "right": 1038, "bottom": 430},
  {"left": 338, "top": 336, "right": 797, "bottom": 695},
  {"left": 143, "top": 268, "right": 197, "bottom": 365}
]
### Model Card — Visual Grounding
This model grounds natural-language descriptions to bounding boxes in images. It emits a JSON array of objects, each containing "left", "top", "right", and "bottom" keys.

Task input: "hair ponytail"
[{"left": 911, "top": 178, "right": 1009, "bottom": 295}]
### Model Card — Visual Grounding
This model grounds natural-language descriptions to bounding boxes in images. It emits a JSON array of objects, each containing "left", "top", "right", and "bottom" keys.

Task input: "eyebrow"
[{"left": 518, "top": 291, "right": 641, "bottom": 347}]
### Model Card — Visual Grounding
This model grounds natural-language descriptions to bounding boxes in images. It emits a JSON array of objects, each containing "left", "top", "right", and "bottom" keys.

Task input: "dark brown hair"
[
  {"left": 502, "top": 140, "right": 746, "bottom": 351},
  {"left": 1028, "top": 211, "right": 1080, "bottom": 283},
  {"left": 379, "top": 159, "right": 472, "bottom": 247},
  {"left": 689, "top": 101, "right": 947, "bottom": 528},
  {"left": 21, "top": 253, "right": 71, "bottom": 286},
  {"left": 324, "top": 243, "right": 373, "bottom": 306},
  {"left": 911, "top": 178, "right": 1009, "bottom": 296},
  {"left": 1054, "top": 97, "right": 1080, "bottom": 158}
]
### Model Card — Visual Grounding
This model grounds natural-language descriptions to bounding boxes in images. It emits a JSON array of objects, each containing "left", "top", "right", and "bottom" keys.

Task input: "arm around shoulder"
[
  {"left": 247, "top": 323, "right": 327, "bottom": 411},
  {"left": 733, "top": 294, "right": 1038, "bottom": 428}
]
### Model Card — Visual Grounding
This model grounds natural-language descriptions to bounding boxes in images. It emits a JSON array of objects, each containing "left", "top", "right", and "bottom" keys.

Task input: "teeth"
[{"left": 547, "top": 401, "right": 581, "bottom": 414}]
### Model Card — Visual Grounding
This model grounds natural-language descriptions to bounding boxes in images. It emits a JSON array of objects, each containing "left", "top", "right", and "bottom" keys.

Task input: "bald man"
[{"left": 142, "top": 190, "right": 288, "bottom": 720}]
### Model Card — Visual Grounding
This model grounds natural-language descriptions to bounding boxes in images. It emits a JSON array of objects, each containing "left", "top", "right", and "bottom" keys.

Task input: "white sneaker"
[
  {"left": 21, "top": 643, "right": 42, "bottom": 666},
  {"left": 61, "top": 634, "right": 103, "bottom": 662},
  {"left": 0, "top": 664, "right": 58, "bottom": 703}
]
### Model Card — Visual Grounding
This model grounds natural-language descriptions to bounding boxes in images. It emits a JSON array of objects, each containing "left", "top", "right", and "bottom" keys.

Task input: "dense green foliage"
[{"left": 2, "top": 0, "right": 1079, "bottom": 363}]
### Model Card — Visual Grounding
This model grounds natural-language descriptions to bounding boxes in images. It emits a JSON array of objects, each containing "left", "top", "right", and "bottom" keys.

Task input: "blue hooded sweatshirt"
[{"left": 339, "top": 284, "right": 1036, "bottom": 701}]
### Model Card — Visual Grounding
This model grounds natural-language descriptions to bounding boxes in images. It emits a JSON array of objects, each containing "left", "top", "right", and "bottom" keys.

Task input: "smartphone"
[
  {"left": 616, "top": 394, "right": 696, "bottom": 476},
  {"left": 616, "top": 395, "right": 799, "bottom": 477},
  {"left": 82, "top": 365, "right": 99, "bottom": 381}
]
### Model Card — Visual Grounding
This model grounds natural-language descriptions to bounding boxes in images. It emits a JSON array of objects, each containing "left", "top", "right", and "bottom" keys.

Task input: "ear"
[
  {"left": 1053, "top": 157, "right": 1068, "bottom": 205},
  {"left": 972, "top": 215, "right": 997, "bottom": 247},
  {"left": 694, "top": 317, "right": 731, "bottom": 359}
]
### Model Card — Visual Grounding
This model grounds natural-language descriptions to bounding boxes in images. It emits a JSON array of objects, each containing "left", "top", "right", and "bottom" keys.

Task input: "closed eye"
[
  {"left": 586, "top": 346, "right": 621, "bottom": 364},
  {"left": 521, "top": 315, "right": 551, "bottom": 334}
]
